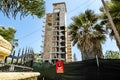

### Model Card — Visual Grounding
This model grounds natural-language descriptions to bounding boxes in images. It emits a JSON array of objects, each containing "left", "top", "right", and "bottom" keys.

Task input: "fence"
[{"left": 0, "top": 48, "right": 34, "bottom": 72}]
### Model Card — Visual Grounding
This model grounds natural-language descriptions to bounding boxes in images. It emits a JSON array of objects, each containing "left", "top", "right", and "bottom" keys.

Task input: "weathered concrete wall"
[
  {"left": 66, "top": 28, "right": 72, "bottom": 62},
  {"left": 43, "top": 2, "right": 72, "bottom": 62},
  {"left": 53, "top": 2, "right": 66, "bottom": 26},
  {"left": 0, "top": 35, "right": 12, "bottom": 60},
  {"left": 43, "top": 14, "right": 53, "bottom": 60},
  {"left": 0, "top": 72, "right": 40, "bottom": 80}
]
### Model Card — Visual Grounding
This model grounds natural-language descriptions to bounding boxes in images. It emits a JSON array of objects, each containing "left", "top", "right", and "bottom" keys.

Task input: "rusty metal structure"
[{"left": 0, "top": 48, "right": 34, "bottom": 72}]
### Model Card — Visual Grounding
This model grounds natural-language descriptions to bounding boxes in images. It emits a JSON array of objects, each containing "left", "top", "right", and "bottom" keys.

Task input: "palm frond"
[
  {"left": 0, "top": 0, "right": 45, "bottom": 19},
  {"left": 68, "top": 9, "right": 106, "bottom": 60}
]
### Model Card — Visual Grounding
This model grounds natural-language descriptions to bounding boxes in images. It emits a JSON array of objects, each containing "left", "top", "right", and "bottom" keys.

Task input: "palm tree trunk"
[
  {"left": 101, "top": 0, "right": 120, "bottom": 48},
  {"left": 114, "top": 36, "right": 120, "bottom": 50},
  {"left": 80, "top": 40, "right": 103, "bottom": 60}
]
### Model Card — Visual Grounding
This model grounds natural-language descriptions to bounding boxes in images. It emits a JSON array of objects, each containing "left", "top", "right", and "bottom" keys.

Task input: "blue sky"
[{"left": 0, "top": 0, "right": 119, "bottom": 61}]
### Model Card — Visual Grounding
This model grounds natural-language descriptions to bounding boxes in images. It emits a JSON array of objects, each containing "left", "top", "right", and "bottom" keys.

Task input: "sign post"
[{"left": 56, "top": 61, "right": 64, "bottom": 74}]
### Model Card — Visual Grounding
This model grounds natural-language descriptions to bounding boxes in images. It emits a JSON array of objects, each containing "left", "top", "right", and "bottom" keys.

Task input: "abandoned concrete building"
[{"left": 42, "top": 2, "right": 72, "bottom": 63}]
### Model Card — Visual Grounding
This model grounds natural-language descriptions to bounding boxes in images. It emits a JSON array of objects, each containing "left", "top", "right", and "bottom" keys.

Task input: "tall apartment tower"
[{"left": 43, "top": 2, "right": 72, "bottom": 63}]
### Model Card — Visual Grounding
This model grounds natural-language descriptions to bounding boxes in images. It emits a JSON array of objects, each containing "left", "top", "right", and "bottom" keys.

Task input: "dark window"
[
  {"left": 61, "top": 31, "right": 65, "bottom": 35},
  {"left": 57, "top": 22, "right": 59, "bottom": 25},
  {"left": 57, "top": 13, "right": 59, "bottom": 16},
  {"left": 45, "top": 60, "right": 49, "bottom": 62},
  {"left": 60, "top": 26, "right": 65, "bottom": 30},
  {"left": 57, "top": 36, "right": 59, "bottom": 40},
  {"left": 57, "top": 53, "right": 59, "bottom": 58},
  {"left": 57, "top": 42, "right": 59, "bottom": 46},
  {"left": 61, "top": 54, "right": 65, "bottom": 58},
  {"left": 61, "top": 48, "right": 65, "bottom": 52},
  {"left": 57, "top": 32, "right": 59, "bottom": 35},
  {"left": 56, "top": 18, "right": 59, "bottom": 20},
  {"left": 57, "top": 48, "right": 59, "bottom": 52},
  {"left": 61, "top": 42, "right": 65, "bottom": 46},
  {"left": 61, "top": 36, "right": 65, "bottom": 40},
  {"left": 48, "top": 23, "right": 52, "bottom": 26}
]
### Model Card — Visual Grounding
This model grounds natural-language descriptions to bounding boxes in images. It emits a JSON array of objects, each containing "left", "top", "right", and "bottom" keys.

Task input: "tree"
[
  {"left": 104, "top": 50, "right": 120, "bottom": 59},
  {"left": 100, "top": 0, "right": 120, "bottom": 49},
  {"left": 0, "top": 0, "right": 45, "bottom": 19},
  {"left": 0, "top": 26, "right": 16, "bottom": 42},
  {"left": 69, "top": 10, "right": 106, "bottom": 60},
  {"left": 0, "top": 26, "right": 17, "bottom": 52},
  {"left": 34, "top": 53, "right": 43, "bottom": 62}
]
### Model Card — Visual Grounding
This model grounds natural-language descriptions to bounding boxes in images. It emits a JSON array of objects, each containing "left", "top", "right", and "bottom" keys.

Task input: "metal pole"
[
  {"left": 20, "top": 48, "right": 24, "bottom": 64},
  {"left": 11, "top": 50, "right": 15, "bottom": 64},
  {"left": 101, "top": 0, "right": 120, "bottom": 46},
  {"left": 16, "top": 49, "right": 21, "bottom": 64},
  {"left": 43, "top": 77, "right": 44, "bottom": 80}
]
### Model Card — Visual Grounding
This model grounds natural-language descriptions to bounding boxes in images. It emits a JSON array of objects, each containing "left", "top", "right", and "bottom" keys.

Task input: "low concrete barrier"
[{"left": 0, "top": 72, "right": 40, "bottom": 80}]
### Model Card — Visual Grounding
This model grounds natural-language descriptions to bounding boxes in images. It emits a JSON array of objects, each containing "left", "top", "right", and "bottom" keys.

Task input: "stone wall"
[
  {"left": 0, "top": 72, "right": 40, "bottom": 80},
  {"left": 0, "top": 35, "right": 12, "bottom": 60}
]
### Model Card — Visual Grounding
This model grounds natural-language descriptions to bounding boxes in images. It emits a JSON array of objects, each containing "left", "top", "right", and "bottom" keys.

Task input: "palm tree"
[
  {"left": 0, "top": 0, "right": 45, "bottom": 19},
  {"left": 100, "top": 0, "right": 120, "bottom": 49},
  {"left": 69, "top": 10, "right": 106, "bottom": 60}
]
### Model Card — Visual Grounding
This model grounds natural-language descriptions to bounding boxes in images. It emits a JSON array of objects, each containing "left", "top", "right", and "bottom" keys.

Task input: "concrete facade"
[
  {"left": 66, "top": 28, "right": 72, "bottom": 62},
  {"left": 43, "top": 2, "right": 72, "bottom": 63},
  {"left": 0, "top": 35, "right": 12, "bottom": 61}
]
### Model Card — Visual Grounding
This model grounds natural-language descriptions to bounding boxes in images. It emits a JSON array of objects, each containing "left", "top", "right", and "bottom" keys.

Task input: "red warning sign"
[{"left": 56, "top": 61, "right": 64, "bottom": 73}]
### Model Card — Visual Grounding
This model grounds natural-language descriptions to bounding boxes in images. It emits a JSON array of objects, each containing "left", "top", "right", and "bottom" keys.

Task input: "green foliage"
[
  {"left": 68, "top": 10, "right": 106, "bottom": 60},
  {"left": 0, "top": 26, "right": 16, "bottom": 42},
  {"left": 34, "top": 53, "right": 43, "bottom": 62},
  {"left": 0, "top": 0, "right": 45, "bottom": 19},
  {"left": 104, "top": 50, "right": 120, "bottom": 59},
  {"left": 100, "top": 0, "right": 120, "bottom": 49}
]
